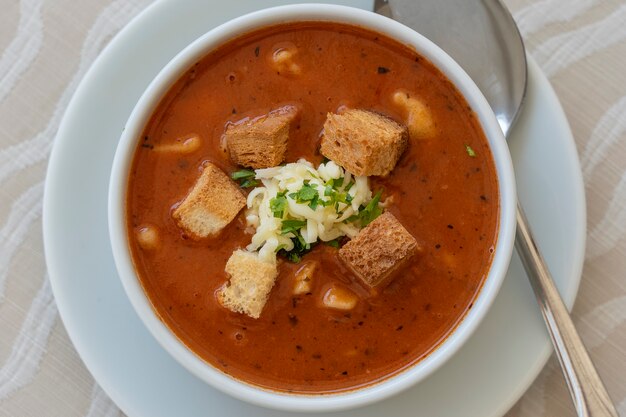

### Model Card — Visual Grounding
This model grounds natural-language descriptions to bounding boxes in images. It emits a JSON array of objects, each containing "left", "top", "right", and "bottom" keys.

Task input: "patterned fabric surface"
[{"left": 0, "top": 0, "right": 624, "bottom": 416}]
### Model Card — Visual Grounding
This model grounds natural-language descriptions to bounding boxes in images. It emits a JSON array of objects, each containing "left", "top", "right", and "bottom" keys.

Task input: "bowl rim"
[{"left": 108, "top": 3, "right": 516, "bottom": 412}]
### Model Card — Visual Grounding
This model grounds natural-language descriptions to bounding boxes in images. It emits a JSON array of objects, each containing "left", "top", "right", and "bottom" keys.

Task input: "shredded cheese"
[{"left": 245, "top": 159, "right": 377, "bottom": 263}]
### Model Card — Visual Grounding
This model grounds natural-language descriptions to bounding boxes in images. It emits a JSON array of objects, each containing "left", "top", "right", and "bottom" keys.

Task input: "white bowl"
[{"left": 108, "top": 3, "right": 516, "bottom": 412}]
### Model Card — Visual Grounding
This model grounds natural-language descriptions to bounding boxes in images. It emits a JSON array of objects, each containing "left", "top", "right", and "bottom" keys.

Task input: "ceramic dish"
[{"left": 108, "top": 4, "right": 515, "bottom": 411}]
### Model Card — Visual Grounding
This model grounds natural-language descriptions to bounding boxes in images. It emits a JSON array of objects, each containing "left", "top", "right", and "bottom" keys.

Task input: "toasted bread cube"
[
  {"left": 320, "top": 109, "right": 408, "bottom": 176},
  {"left": 321, "top": 284, "right": 358, "bottom": 310},
  {"left": 217, "top": 250, "right": 278, "bottom": 318},
  {"left": 172, "top": 163, "right": 245, "bottom": 239},
  {"left": 339, "top": 212, "right": 418, "bottom": 288},
  {"left": 224, "top": 106, "right": 297, "bottom": 168},
  {"left": 392, "top": 90, "right": 437, "bottom": 140}
]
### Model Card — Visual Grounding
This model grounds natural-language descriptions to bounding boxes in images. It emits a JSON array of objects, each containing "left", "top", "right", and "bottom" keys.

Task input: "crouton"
[
  {"left": 320, "top": 109, "right": 408, "bottom": 176},
  {"left": 172, "top": 163, "right": 245, "bottom": 239},
  {"left": 217, "top": 250, "right": 278, "bottom": 318},
  {"left": 224, "top": 106, "right": 297, "bottom": 168},
  {"left": 392, "top": 90, "right": 437, "bottom": 140},
  {"left": 321, "top": 284, "right": 358, "bottom": 310},
  {"left": 339, "top": 212, "right": 418, "bottom": 288}
]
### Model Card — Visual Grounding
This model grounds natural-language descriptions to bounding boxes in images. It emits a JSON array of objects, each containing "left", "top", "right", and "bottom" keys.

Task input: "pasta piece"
[
  {"left": 321, "top": 285, "right": 358, "bottom": 310},
  {"left": 392, "top": 90, "right": 437, "bottom": 140},
  {"left": 293, "top": 261, "right": 318, "bottom": 295},
  {"left": 153, "top": 134, "right": 201, "bottom": 154},
  {"left": 270, "top": 45, "right": 301, "bottom": 76},
  {"left": 135, "top": 224, "right": 160, "bottom": 250}
]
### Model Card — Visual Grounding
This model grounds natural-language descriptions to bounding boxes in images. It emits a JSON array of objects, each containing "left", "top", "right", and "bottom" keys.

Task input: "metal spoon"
[{"left": 375, "top": 1, "right": 618, "bottom": 415}]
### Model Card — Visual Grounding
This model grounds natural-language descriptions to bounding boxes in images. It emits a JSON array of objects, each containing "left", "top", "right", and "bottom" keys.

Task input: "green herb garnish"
[
  {"left": 335, "top": 192, "right": 352, "bottom": 204},
  {"left": 359, "top": 189, "right": 383, "bottom": 226},
  {"left": 231, "top": 169, "right": 258, "bottom": 188},
  {"left": 285, "top": 251, "right": 302, "bottom": 263},
  {"left": 277, "top": 230, "right": 314, "bottom": 263},
  {"left": 296, "top": 233, "right": 310, "bottom": 250},
  {"left": 269, "top": 192, "right": 288, "bottom": 218},
  {"left": 344, "top": 214, "right": 359, "bottom": 223},
  {"left": 325, "top": 239, "right": 340, "bottom": 248},
  {"left": 292, "top": 182, "right": 318, "bottom": 202},
  {"left": 239, "top": 178, "right": 259, "bottom": 188},
  {"left": 465, "top": 144, "right": 476, "bottom": 157},
  {"left": 281, "top": 219, "right": 307, "bottom": 235},
  {"left": 308, "top": 195, "right": 320, "bottom": 210},
  {"left": 231, "top": 169, "right": 256, "bottom": 180}
]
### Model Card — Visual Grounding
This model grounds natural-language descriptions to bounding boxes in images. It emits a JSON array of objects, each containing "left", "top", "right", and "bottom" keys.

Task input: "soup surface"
[{"left": 127, "top": 22, "right": 499, "bottom": 393}]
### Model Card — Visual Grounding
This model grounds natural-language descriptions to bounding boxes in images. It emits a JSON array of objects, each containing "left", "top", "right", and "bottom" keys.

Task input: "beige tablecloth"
[{"left": 1, "top": 0, "right": 624, "bottom": 416}]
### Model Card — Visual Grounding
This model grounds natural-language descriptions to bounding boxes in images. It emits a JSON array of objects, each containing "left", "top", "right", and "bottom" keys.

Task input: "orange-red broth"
[{"left": 127, "top": 22, "right": 499, "bottom": 393}]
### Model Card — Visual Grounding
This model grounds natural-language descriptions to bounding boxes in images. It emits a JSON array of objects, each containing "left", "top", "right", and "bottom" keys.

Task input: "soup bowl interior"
[{"left": 108, "top": 3, "right": 516, "bottom": 412}]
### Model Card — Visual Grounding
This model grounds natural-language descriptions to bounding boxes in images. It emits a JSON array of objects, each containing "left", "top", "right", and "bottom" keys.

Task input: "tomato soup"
[{"left": 126, "top": 22, "right": 499, "bottom": 393}]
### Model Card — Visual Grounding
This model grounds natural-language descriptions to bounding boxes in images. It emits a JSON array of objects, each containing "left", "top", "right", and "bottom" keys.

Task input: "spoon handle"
[{"left": 515, "top": 204, "right": 618, "bottom": 417}]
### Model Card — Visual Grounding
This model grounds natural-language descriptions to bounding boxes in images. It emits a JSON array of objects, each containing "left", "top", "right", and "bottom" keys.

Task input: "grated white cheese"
[{"left": 245, "top": 159, "right": 375, "bottom": 263}]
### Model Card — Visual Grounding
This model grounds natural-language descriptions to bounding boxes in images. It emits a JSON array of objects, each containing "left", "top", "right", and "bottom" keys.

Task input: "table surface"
[{"left": 1, "top": 0, "right": 624, "bottom": 416}]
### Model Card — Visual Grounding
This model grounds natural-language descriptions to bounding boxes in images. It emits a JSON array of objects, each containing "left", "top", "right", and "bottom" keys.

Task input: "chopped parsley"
[
  {"left": 465, "top": 144, "right": 476, "bottom": 157},
  {"left": 324, "top": 239, "right": 341, "bottom": 248},
  {"left": 284, "top": 251, "right": 303, "bottom": 263},
  {"left": 358, "top": 189, "right": 383, "bottom": 226},
  {"left": 290, "top": 181, "right": 318, "bottom": 203},
  {"left": 278, "top": 226, "right": 314, "bottom": 263},
  {"left": 281, "top": 219, "right": 307, "bottom": 235},
  {"left": 231, "top": 169, "right": 255, "bottom": 180},
  {"left": 231, "top": 169, "right": 258, "bottom": 188},
  {"left": 239, "top": 178, "right": 259, "bottom": 188},
  {"left": 308, "top": 195, "right": 320, "bottom": 210},
  {"left": 269, "top": 192, "right": 288, "bottom": 218}
]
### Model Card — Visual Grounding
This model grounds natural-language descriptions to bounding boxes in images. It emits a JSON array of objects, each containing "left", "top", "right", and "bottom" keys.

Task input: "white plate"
[{"left": 43, "top": 0, "right": 585, "bottom": 416}]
